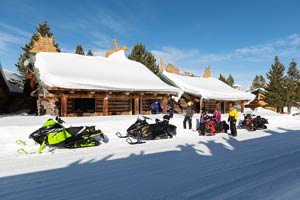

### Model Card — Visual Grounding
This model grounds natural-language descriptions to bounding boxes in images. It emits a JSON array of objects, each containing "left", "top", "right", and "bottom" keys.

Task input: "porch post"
[
  {"left": 241, "top": 101, "right": 245, "bottom": 113},
  {"left": 162, "top": 96, "right": 168, "bottom": 114},
  {"left": 103, "top": 97, "right": 108, "bottom": 115},
  {"left": 134, "top": 97, "right": 139, "bottom": 115},
  {"left": 61, "top": 95, "right": 67, "bottom": 117}
]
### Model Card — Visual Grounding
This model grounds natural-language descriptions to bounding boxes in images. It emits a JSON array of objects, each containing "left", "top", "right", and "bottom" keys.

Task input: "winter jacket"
[
  {"left": 200, "top": 111, "right": 207, "bottom": 123},
  {"left": 167, "top": 99, "right": 174, "bottom": 111},
  {"left": 185, "top": 106, "right": 194, "bottom": 118},
  {"left": 228, "top": 108, "right": 238, "bottom": 122},
  {"left": 213, "top": 111, "right": 221, "bottom": 122},
  {"left": 150, "top": 102, "right": 159, "bottom": 114}
]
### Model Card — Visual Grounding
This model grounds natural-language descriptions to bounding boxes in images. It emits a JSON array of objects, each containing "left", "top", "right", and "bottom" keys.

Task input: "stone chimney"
[
  {"left": 203, "top": 65, "right": 211, "bottom": 78},
  {"left": 105, "top": 39, "right": 128, "bottom": 57}
]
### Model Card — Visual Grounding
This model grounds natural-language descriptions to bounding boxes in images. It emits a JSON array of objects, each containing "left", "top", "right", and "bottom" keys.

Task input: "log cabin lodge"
[
  {"left": 27, "top": 38, "right": 179, "bottom": 117},
  {"left": 24, "top": 34, "right": 255, "bottom": 117}
]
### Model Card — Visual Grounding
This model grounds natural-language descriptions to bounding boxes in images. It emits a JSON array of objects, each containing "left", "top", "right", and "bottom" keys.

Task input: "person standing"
[
  {"left": 150, "top": 99, "right": 159, "bottom": 114},
  {"left": 228, "top": 106, "right": 238, "bottom": 137},
  {"left": 167, "top": 96, "right": 175, "bottom": 118},
  {"left": 213, "top": 108, "right": 221, "bottom": 132},
  {"left": 183, "top": 101, "right": 194, "bottom": 129},
  {"left": 199, "top": 107, "right": 207, "bottom": 135}
]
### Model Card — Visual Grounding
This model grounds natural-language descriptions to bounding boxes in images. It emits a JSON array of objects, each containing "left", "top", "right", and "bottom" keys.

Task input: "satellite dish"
[{"left": 24, "top": 59, "right": 30, "bottom": 67}]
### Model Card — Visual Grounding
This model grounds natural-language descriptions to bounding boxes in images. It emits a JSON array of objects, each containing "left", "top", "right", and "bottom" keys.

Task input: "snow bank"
[
  {"left": 34, "top": 51, "right": 180, "bottom": 93},
  {"left": 0, "top": 113, "right": 299, "bottom": 200}
]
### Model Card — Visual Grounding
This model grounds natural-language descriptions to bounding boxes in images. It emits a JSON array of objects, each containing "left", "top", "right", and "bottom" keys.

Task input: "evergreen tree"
[
  {"left": 75, "top": 45, "right": 85, "bottom": 55},
  {"left": 15, "top": 21, "right": 60, "bottom": 76},
  {"left": 285, "top": 59, "right": 300, "bottom": 113},
  {"left": 250, "top": 74, "right": 267, "bottom": 90},
  {"left": 265, "top": 56, "right": 286, "bottom": 112},
  {"left": 226, "top": 74, "right": 235, "bottom": 86},
  {"left": 86, "top": 50, "right": 94, "bottom": 56},
  {"left": 128, "top": 43, "right": 159, "bottom": 74},
  {"left": 219, "top": 73, "right": 227, "bottom": 84}
]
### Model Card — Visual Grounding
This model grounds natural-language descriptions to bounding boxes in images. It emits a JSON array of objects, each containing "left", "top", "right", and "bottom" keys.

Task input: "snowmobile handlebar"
[
  {"left": 55, "top": 116, "right": 65, "bottom": 124},
  {"left": 141, "top": 116, "right": 151, "bottom": 120}
]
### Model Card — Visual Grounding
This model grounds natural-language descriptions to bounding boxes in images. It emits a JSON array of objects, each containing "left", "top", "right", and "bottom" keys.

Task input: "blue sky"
[{"left": 1, "top": 0, "right": 300, "bottom": 89}]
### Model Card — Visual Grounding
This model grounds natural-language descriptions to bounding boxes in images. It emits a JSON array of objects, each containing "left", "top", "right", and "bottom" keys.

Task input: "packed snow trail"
[{"left": 0, "top": 112, "right": 299, "bottom": 200}]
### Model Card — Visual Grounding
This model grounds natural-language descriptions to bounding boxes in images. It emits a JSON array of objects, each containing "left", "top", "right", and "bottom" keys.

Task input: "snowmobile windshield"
[{"left": 42, "top": 119, "right": 59, "bottom": 128}]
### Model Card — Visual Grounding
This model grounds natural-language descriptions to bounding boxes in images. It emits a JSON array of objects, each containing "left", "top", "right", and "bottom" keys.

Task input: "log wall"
[{"left": 108, "top": 98, "right": 131, "bottom": 115}]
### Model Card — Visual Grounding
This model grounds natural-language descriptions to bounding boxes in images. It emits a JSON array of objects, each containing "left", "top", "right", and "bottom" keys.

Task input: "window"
[{"left": 74, "top": 98, "right": 95, "bottom": 113}]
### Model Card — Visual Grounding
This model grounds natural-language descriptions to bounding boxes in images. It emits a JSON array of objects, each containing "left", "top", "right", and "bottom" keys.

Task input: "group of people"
[
  {"left": 183, "top": 100, "right": 238, "bottom": 137},
  {"left": 150, "top": 97, "right": 239, "bottom": 137}
]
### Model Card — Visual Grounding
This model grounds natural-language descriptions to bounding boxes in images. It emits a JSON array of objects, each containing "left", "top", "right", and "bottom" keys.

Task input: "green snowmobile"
[{"left": 29, "top": 117, "right": 108, "bottom": 153}]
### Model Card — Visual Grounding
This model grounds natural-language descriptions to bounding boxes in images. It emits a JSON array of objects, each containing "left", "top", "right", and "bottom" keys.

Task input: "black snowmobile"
[
  {"left": 116, "top": 115, "right": 177, "bottom": 144},
  {"left": 250, "top": 115, "right": 269, "bottom": 130},
  {"left": 29, "top": 116, "right": 108, "bottom": 153}
]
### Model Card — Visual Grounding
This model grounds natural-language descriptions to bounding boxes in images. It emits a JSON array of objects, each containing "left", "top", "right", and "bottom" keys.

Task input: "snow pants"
[
  {"left": 183, "top": 116, "right": 192, "bottom": 129},
  {"left": 230, "top": 121, "right": 237, "bottom": 136}
]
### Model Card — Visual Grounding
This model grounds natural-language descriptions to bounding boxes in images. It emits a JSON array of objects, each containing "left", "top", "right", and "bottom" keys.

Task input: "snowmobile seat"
[{"left": 66, "top": 127, "right": 84, "bottom": 136}]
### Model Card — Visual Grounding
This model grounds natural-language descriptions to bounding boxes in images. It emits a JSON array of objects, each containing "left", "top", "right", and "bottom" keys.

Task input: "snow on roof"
[
  {"left": 0, "top": 64, "right": 23, "bottom": 94},
  {"left": 34, "top": 51, "right": 180, "bottom": 93},
  {"left": 249, "top": 88, "right": 267, "bottom": 95},
  {"left": 162, "top": 71, "right": 255, "bottom": 101}
]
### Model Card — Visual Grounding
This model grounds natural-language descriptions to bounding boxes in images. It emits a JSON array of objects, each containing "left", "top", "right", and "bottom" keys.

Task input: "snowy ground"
[{"left": 0, "top": 109, "right": 299, "bottom": 200}]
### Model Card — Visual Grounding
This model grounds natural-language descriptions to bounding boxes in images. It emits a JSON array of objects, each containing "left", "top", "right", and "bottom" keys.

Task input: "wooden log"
[
  {"left": 162, "top": 96, "right": 168, "bottom": 114},
  {"left": 61, "top": 95, "right": 67, "bottom": 117},
  {"left": 103, "top": 97, "right": 108, "bottom": 116},
  {"left": 241, "top": 101, "right": 245, "bottom": 113},
  {"left": 134, "top": 97, "right": 139, "bottom": 115}
]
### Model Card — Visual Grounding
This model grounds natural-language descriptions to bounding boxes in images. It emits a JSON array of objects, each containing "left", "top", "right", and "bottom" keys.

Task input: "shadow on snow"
[{"left": 1, "top": 128, "right": 300, "bottom": 200}]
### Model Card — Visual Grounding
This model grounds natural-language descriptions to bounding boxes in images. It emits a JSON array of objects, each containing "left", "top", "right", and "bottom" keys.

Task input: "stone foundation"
[{"left": 37, "top": 96, "right": 60, "bottom": 116}]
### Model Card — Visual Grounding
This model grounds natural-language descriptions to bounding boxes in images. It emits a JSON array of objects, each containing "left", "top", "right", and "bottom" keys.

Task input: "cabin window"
[{"left": 74, "top": 98, "right": 95, "bottom": 113}]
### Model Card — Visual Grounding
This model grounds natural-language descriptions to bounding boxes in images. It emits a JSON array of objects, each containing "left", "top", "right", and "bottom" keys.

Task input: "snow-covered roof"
[
  {"left": 34, "top": 51, "right": 180, "bottom": 93},
  {"left": 0, "top": 64, "right": 23, "bottom": 94},
  {"left": 249, "top": 88, "right": 267, "bottom": 95},
  {"left": 162, "top": 71, "right": 255, "bottom": 102}
]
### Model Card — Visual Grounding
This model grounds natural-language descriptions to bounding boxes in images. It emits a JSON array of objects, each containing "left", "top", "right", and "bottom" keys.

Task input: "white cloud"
[
  {"left": 0, "top": 22, "right": 31, "bottom": 38},
  {"left": 152, "top": 34, "right": 300, "bottom": 90},
  {"left": 152, "top": 34, "right": 300, "bottom": 69},
  {"left": 90, "top": 32, "right": 114, "bottom": 50},
  {"left": 0, "top": 23, "right": 30, "bottom": 51},
  {"left": 0, "top": 32, "right": 24, "bottom": 51},
  {"left": 97, "top": 10, "right": 131, "bottom": 35}
]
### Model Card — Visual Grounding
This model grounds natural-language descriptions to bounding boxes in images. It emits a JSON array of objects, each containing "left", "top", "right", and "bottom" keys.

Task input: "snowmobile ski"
[
  {"left": 116, "top": 132, "right": 128, "bottom": 138},
  {"left": 16, "top": 139, "right": 27, "bottom": 146},
  {"left": 126, "top": 137, "right": 146, "bottom": 145}
]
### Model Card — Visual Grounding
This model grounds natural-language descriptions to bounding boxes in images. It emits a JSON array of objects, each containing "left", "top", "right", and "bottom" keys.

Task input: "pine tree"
[
  {"left": 226, "top": 74, "right": 235, "bottom": 86},
  {"left": 15, "top": 21, "right": 60, "bottom": 77},
  {"left": 219, "top": 73, "right": 227, "bottom": 84},
  {"left": 265, "top": 56, "right": 286, "bottom": 112},
  {"left": 75, "top": 45, "right": 85, "bottom": 55},
  {"left": 250, "top": 74, "right": 267, "bottom": 90},
  {"left": 86, "top": 50, "right": 94, "bottom": 56},
  {"left": 128, "top": 43, "right": 159, "bottom": 74},
  {"left": 285, "top": 59, "right": 300, "bottom": 113}
]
